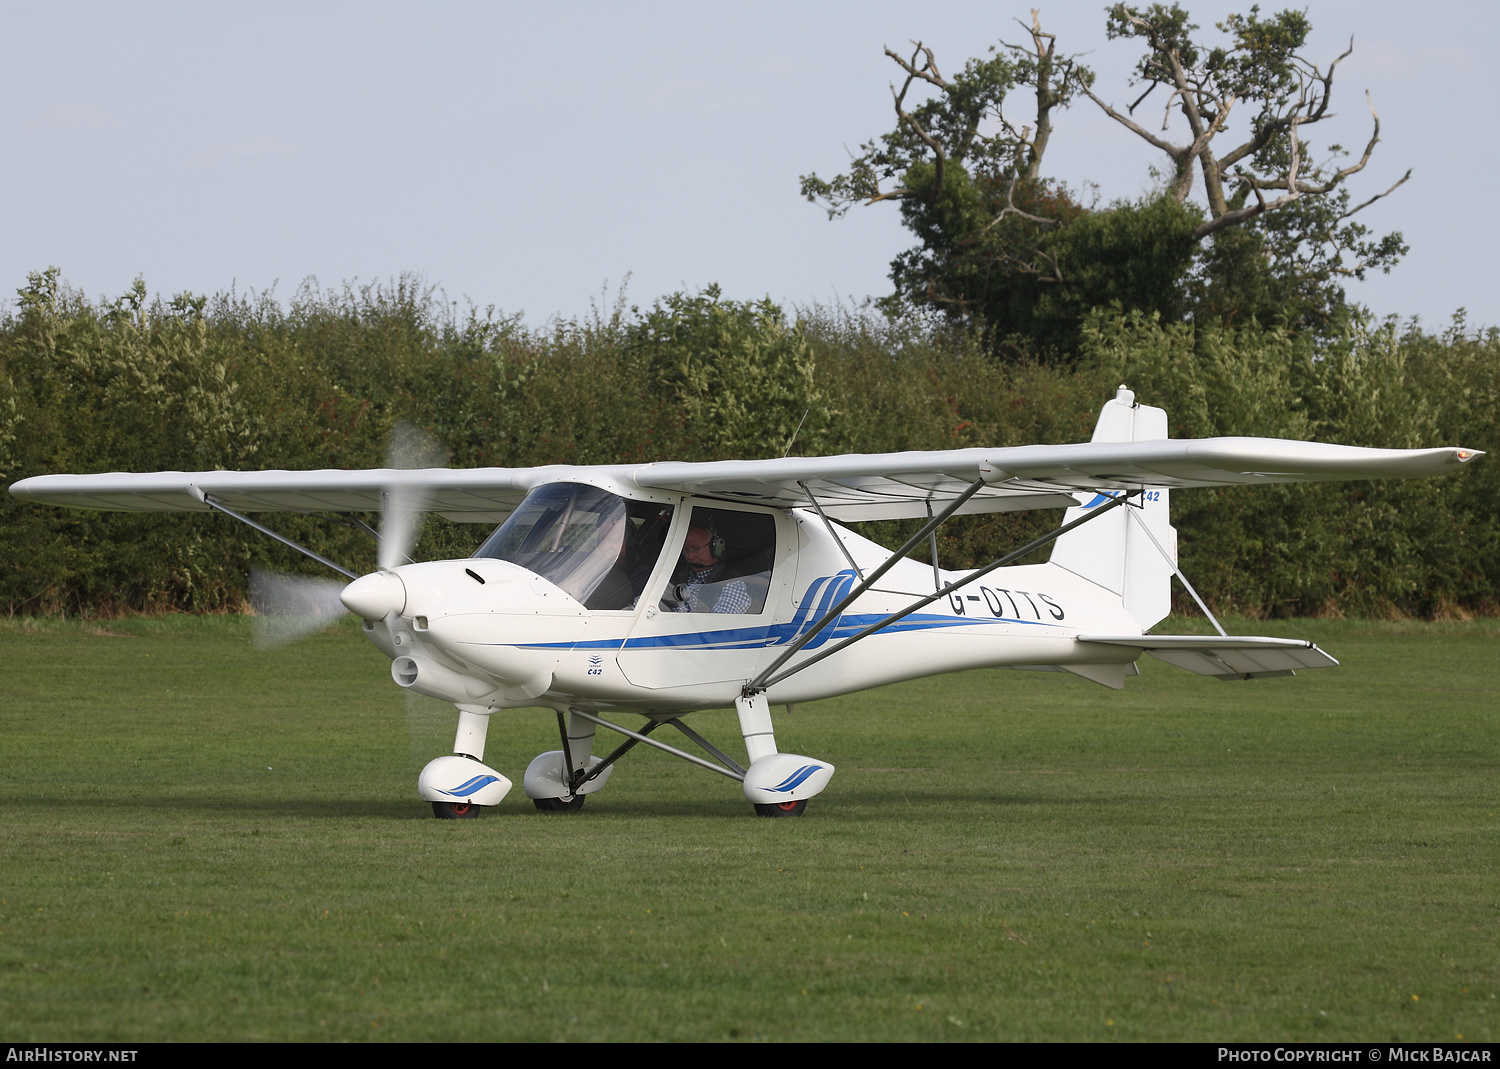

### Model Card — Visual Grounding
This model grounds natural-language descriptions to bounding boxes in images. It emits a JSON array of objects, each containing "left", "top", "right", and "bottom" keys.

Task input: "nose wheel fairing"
[
  {"left": 417, "top": 755, "right": 513, "bottom": 807},
  {"left": 416, "top": 706, "right": 515, "bottom": 808}
]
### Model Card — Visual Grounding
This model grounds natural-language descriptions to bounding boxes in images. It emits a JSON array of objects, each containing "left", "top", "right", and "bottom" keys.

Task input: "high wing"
[
  {"left": 8, "top": 438, "right": 1482, "bottom": 523},
  {"left": 635, "top": 438, "right": 1482, "bottom": 519},
  {"left": 7, "top": 467, "right": 546, "bottom": 524}
]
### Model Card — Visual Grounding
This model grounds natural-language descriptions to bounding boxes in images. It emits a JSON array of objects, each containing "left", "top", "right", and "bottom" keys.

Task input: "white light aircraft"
[{"left": 9, "top": 387, "right": 1482, "bottom": 818}]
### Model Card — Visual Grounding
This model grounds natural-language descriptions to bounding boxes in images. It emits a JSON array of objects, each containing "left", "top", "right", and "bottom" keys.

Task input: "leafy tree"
[
  {"left": 621, "top": 286, "right": 831, "bottom": 460},
  {"left": 801, "top": 6, "right": 1409, "bottom": 352}
]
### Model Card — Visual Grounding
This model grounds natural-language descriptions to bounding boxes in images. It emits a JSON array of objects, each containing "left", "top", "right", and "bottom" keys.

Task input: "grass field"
[{"left": 1, "top": 614, "right": 1496, "bottom": 1042}]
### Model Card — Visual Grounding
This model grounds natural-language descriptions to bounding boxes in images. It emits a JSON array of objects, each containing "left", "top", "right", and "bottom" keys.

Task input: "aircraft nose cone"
[{"left": 340, "top": 570, "right": 407, "bottom": 619}]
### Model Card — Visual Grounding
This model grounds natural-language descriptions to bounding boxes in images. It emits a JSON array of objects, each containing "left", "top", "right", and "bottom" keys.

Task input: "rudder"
[{"left": 1049, "top": 386, "right": 1176, "bottom": 630}]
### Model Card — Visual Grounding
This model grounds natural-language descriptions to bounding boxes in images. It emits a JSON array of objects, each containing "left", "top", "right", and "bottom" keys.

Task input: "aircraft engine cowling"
[{"left": 382, "top": 559, "right": 586, "bottom": 693}]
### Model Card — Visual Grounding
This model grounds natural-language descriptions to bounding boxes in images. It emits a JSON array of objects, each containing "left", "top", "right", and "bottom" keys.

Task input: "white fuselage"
[{"left": 361, "top": 491, "right": 1142, "bottom": 715}]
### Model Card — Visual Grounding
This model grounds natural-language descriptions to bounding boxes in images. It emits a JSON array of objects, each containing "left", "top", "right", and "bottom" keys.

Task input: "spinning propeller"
[
  {"left": 250, "top": 423, "right": 446, "bottom": 647},
  {"left": 249, "top": 569, "right": 349, "bottom": 649}
]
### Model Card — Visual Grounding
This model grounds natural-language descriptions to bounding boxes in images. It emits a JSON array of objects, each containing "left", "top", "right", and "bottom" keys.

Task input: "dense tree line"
[{"left": 2, "top": 269, "right": 1494, "bottom": 618}]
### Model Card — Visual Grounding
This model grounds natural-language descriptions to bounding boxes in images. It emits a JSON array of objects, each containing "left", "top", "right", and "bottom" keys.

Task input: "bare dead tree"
[
  {"left": 1000, "top": 10, "right": 1076, "bottom": 183},
  {"left": 879, "top": 41, "right": 954, "bottom": 206},
  {"left": 1087, "top": 3, "right": 1409, "bottom": 240},
  {"left": 985, "top": 10, "right": 1092, "bottom": 231},
  {"left": 799, "top": 11, "right": 1091, "bottom": 224}
]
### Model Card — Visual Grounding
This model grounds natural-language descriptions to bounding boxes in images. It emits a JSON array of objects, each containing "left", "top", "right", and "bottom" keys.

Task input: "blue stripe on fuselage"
[
  {"left": 511, "top": 611, "right": 1058, "bottom": 652},
  {"left": 487, "top": 571, "right": 1063, "bottom": 653}
]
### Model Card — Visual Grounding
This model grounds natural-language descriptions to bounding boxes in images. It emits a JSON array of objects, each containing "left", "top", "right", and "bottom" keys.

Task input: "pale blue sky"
[{"left": 3, "top": 1, "right": 1491, "bottom": 328}]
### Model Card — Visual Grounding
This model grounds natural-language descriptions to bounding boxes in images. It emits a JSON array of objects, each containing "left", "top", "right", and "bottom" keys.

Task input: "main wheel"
[
  {"left": 432, "top": 800, "right": 480, "bottom": 819},
  {"left": 753, "top": 799, "right": 807, "bottom": 818},
  {"left": 533, "top": 793, "right": 586, "bottom": 813}
]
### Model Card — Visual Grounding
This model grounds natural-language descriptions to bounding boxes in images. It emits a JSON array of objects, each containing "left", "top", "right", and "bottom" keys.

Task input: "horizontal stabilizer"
[{"left": 1076, "top": 634, "right": 1338, "bottom": 680}]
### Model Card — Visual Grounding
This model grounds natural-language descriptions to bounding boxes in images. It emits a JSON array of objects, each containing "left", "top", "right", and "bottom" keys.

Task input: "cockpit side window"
[
  {"left": 659, "top": 506, "right": 776, "bottom": 615},
  {"left": 474, "top": 484, "right": 674, "bottom": 609}
]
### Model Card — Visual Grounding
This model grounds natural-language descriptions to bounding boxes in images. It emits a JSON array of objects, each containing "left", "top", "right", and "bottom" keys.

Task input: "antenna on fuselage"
[{"left": 782, "top": 408, "right": 810, "bottom": 458}]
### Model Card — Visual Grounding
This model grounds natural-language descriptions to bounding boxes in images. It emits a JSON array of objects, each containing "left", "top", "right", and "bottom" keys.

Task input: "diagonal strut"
[{"left": 752, "top": 489, "right": 1142, "bottom": 693}]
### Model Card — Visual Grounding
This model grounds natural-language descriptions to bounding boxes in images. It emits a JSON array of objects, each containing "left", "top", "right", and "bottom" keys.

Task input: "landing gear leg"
[
  {"left": 524, "top": 709, "right": 611, "bottom": 811},
  {"left": 562, "top": 709, "right": 597, "bottom": 784},
  {"left": 736, "top": 691, "right": 834, "bottom": 817},
  {"left": 453, "top": 706, "right": 490, "bottom": 762},
  {"left": 736, "top": 689, "right": 779, "bottom": 766},
  {"left": 416, "top": 704, "right": 513, "bottom": 817}
]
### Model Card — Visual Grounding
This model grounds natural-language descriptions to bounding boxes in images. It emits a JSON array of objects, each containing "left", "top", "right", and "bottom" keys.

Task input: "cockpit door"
[{"left": 617, "top": 503, "right": 797, "bottom": 689}]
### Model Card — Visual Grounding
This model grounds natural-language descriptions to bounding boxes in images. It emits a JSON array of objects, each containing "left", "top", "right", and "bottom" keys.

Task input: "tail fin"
[{"left": 1049, "top": 386, "right": 1176, "bottom": 630}]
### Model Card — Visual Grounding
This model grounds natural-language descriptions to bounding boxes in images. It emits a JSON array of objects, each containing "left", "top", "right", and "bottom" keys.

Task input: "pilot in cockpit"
[{"left": 665, "top": 524, "right": 753, "bottom": 614}]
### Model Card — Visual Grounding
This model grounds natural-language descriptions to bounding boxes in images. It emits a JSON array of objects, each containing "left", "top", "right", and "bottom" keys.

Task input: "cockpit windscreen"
[{"left": 473, "top": 484, "right": 673, "bottom": 610}]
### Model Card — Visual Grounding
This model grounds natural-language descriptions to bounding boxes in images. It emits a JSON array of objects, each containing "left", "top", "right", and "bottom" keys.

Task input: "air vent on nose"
[
  {"left": 465, "top": 568, "right": 486, "bottom": 584},
  {"left": 393, "top": 656, "right": 419, "bottom": 687}
]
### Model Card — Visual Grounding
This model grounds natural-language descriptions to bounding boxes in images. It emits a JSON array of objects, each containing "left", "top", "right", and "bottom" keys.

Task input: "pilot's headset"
[{"left": 700, "top": 521, "right": 727, "bottom": 562}]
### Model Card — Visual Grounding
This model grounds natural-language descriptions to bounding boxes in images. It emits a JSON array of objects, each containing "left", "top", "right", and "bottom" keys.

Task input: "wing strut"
[
  {"left": 345, "top": 513, "right": 416, "bottom": 567},
  {"left": 925, "top": 500, "right": 942, "bottom": 592},
  {"left": 748, "top": 488, "right": 1141, "bottom": 694},
  {"left": 798, "top": 480, "right": 864, "bottom": 580},
  {"left": 199, "top": 493, "right": 358, "bottom": 580},
  {"left": 565, "top": 714, "right": 749, "bottom": 795},
  {"left": 748, "top": 475, "right": 990, "bottom": 692},
  {"left": 1123, "top": 506, "right": 1227, "bottom": 637}
]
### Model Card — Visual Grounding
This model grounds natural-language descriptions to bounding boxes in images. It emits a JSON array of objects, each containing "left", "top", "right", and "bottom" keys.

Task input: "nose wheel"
[{"left": 753, "top": 799, "right": 807, "bottom": 818}]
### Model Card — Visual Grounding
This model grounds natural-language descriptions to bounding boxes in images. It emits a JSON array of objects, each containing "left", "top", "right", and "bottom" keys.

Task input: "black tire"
[
  {"left": 432, "top": 800, "right": 480, "bottom": 820},
  {"left": 754, "top": 799, "right": 808, "bottom": 818},
  {"left": 533, "top": 793, "right": 586, "bottom": 813}
]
